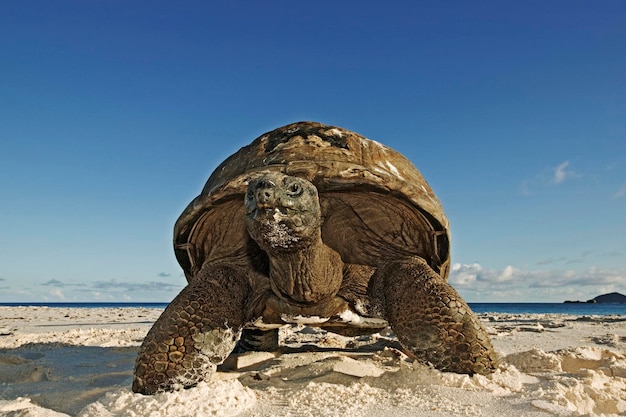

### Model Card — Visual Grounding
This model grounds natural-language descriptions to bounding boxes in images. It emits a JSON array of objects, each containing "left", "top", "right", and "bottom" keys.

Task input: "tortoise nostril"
[
  {"left": 252, "top": 178, "right": 277, "bottom": 204},
  {"left": 256, "top": 188, "right": 274, "bottom": 203}
]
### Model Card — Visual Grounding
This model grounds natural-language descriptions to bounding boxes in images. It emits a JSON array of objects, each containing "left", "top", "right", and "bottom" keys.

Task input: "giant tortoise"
[{"left": 132, "top": 121, "right": 497, "bottom": 394}]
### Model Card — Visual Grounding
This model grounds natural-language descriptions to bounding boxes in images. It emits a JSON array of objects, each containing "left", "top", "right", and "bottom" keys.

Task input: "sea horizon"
[{"left": 1, "top": 301, "right": 625, "bottom": 316}]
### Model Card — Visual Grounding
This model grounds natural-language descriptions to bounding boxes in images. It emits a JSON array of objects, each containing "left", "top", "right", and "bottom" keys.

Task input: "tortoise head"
[{"left": 244, "top": 172, "right": 321, "bottom": 252}]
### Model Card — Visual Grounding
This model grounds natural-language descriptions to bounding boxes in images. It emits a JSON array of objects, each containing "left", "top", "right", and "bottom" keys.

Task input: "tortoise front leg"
[
  {"left": 132, "top": 265, "right": 249, "bottom": 394},
  {"left": 374, "top": 257, "right": 498, "bottom": 375}
]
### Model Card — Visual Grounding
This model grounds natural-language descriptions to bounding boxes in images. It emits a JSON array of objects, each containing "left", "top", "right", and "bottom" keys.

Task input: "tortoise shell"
[{"left": 174, "top": 121, "right": 450, "bottom": 282}]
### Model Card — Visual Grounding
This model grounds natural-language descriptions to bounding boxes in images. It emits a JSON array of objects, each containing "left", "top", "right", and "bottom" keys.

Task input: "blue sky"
[{"left": 1, "top": 1, "right": 624, "bottom": 303}]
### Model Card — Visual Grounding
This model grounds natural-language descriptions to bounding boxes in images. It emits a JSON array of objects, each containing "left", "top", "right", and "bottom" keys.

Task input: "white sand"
[{"left": 1, "top": 307, "right": 625, "bottom": 416}]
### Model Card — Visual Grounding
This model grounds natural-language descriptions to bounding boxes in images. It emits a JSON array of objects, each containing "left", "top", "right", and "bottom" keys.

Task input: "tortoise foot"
[
  {"left": 133, "top": 265, "right": 248, "bottom": 394},
  {"left": 381, "top": 257, "right": 498, "bottom": 375}
]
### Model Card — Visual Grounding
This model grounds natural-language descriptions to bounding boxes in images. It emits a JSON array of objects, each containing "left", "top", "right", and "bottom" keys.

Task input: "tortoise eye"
[{"left": 286, "top": 182, "right": 303, "bottom": 197}]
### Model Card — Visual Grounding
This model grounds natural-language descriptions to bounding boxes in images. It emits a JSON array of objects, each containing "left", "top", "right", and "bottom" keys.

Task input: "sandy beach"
[{"left": 1, "top": 306, "right": 625, "bottom": 417}]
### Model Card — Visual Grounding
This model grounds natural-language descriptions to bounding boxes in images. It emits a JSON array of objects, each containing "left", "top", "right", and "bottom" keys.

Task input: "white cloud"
[
  {"left": 89, "top": 279, "right": 182, "bottom": 292},
  {"left": 450, "top": 263, "right": 517, "bottom": 285},
  {"left": 49, "top": 289, "right": 65, "bottom": 300},
  {"left": 606, "top": 161, "right": 621, "bottom": 171},
  {"left": 553, "top": 161, "right": 569, "bottom": 184},
  {"left": 521, "top": 160, "right": 579, "bottom": 195},
  {"left": 42, "top": 279, "right": 66, "bottom": 287},
  {"left": 450, "top": 262, "right": 481, "bottom": 285},
  {"left": 613, "top": 186, "right": 626, "bottom": 199},
  {"left": 499, "top": 265, "right": 515, "bottom": 281},
  {"left": 552, "top": 161, "right": 582, "bottom": 184},
  {"left": 449, "top": 262, "right": 626, "bottom": 302},
  {"left": 0, "top": 276, "right": 185, "bottom": 302},
  {"left": 41, "top": 279, "right": 85, "bottom": 288}
]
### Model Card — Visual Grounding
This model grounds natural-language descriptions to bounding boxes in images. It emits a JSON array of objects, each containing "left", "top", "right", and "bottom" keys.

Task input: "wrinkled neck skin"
[
  {"left": 243, "top": 172, "right": 344, "bottom": 308},
  {"left": 266, "top": 233, "right": 344, "bottom": 306}
]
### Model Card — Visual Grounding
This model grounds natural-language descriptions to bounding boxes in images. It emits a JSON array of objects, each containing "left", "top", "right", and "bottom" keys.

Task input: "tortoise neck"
[{"left": 266, "top": 237, "right": 343, "bottom": 305}]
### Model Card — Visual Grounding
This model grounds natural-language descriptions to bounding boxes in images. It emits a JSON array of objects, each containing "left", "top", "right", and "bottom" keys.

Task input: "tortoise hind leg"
[
  {"left": 233, "top": 328, "right": 279, "bottom": 353},
  {"left": 376, "top": 257, "right": 498, "bottom": 375},
  {"left": 132, "top": 265, "right": 249, "bottom": 394}
]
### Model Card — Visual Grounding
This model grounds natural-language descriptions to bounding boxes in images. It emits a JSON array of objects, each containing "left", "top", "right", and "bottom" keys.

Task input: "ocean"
[{"left": 1, "top": 302, "right": 625, "bottom": 316}]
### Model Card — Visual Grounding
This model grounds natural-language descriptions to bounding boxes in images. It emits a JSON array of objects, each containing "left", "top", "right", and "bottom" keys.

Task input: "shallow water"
[{"left": 0, "top": 343, "right": 137, "bottom": 415}]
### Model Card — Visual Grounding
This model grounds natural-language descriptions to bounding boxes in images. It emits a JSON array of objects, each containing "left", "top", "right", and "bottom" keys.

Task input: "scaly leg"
[
  {"left": 377, "top": 257, "right": 498, "bottom": 375},
  {"left": 132, "top": 265, "right": 249, "bottom": 394}
]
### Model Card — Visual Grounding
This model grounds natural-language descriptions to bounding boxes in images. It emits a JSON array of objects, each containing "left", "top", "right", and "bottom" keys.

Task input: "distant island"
[{"left": 564, "top": 292, "right": 626, "bottom": 304}]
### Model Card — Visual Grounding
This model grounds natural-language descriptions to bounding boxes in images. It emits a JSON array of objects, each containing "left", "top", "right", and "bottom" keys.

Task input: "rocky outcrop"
[{"left": 565, "top": 292, "right": 626, "bottom": 304}]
